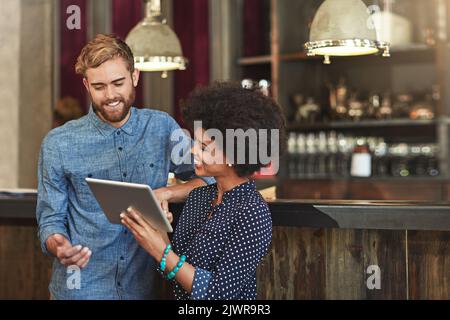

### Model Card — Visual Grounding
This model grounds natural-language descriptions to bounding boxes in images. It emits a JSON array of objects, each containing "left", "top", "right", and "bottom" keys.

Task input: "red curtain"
[
  {"left": 173, "top": 0, "right": 210, "bottom": 125},
  {"left": 112, "top": 0, "right": 144, "bottom": 108},
  {"left": 60, "top": 0, "right": 88, "bottom": 112},
  {"left": 243, "top": 0, "right": 265, "bottom": 57}
]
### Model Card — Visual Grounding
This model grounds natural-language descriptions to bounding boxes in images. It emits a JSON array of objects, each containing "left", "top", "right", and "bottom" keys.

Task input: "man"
[{"left": 36, "top": 34, "right": 211, "bottom": 299}]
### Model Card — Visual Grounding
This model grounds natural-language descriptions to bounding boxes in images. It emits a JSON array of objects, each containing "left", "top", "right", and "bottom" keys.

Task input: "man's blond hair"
[{"left": 75, "top": 34, "right": 135, "bottom": 77}]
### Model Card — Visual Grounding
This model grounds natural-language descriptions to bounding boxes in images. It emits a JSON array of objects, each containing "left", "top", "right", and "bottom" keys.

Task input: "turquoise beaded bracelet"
[
  {"left": 159, "top": 244, "right": 172, "bottom": 272},
  {"left": 167, "top": 255, "right": 186, "bottom": 280}
]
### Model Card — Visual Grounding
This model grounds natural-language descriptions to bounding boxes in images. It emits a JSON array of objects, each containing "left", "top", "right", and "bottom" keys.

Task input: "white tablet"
[{"left": 86, "top": 178, "right": 173, "bottom": 233}]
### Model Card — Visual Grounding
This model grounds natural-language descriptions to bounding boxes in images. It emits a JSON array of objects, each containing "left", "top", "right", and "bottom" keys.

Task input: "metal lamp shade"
[
  {"left": 305, "top": 0, "right": 390, "bottom": 63},
  {"left": 125, "top": 0, "right": 187, "bottom": 73},
  {"left": 126, "top": 21, "right": 187, "bottom": 72}
]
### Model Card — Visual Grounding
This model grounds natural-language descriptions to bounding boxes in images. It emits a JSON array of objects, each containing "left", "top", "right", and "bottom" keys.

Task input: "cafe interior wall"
[{"left": 0, "top": 0, "right": 53, "bottom": 189}]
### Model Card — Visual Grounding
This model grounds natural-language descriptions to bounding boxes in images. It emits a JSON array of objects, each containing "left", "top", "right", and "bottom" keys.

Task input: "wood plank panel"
[
  {"left": 446, "top": 184, "right": 450, "bottom": 201},
  {"left": 0, "top": 224, "right": 53, "bottom": 299},
  {"left": 257, "top": 227, "right": 407, "bottom": 299},
  {"left": 325, "top": 229, "right": 407, "bottom": 300},
  {"left": 257, "top": 227, "right": 326, "bottom": 299},
  {"left": 408, "top": 231, "right": 450, "bottom": 300},
  {"left": 1, "top": 223, "right": 447, "bottom": 300}
]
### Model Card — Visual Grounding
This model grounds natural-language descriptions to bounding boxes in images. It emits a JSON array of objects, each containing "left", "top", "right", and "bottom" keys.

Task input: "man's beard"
[{"left": 91, "top": 88, "right": 135, "bottom": 124}]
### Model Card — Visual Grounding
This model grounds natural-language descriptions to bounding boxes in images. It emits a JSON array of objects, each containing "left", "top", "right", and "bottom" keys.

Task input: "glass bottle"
[{"left": 350, "top": 139, "right": 372, "bottom": 178}]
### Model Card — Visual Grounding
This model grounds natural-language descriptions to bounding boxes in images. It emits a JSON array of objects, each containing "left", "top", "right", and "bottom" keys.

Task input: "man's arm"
[
  {"left": 158, "top": 114, "right": 214, "bottom": 204},
  {"left": 155, "top": 178, "right": 206, "bottom": 203},
  {"left": 36, "top": 135, "right": 91, "bottom": 268},
  {"left": 36, "top": 135, "right": 71, "bottom": 256}
]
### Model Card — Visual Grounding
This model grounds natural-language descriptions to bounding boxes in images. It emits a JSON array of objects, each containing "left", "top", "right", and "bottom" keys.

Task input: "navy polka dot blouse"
[{"left": 171, "top": 180, "right": 272, "bottom": 300}]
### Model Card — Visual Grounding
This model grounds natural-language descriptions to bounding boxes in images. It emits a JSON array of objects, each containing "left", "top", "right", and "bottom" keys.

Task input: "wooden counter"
[{"left": 1, "top": 193, "right": 449, "bottom": 299}]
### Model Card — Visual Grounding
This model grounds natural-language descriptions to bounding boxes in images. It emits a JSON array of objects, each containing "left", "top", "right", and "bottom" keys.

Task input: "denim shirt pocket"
[
  {"left": 134, "top": 158, "right": 167, "bottom": 188},
  {"left": 71, "top": 168, "right": 110, "bottom": 210}
]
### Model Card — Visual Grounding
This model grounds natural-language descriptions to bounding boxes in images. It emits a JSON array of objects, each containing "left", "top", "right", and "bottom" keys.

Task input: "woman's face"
[{"left": 192, "top": 128, "right": 231, "bottom": 177}]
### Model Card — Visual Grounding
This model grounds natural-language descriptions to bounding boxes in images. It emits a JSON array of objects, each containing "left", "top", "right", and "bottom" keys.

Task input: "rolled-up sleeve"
[
  {"left": 36, "top": 135, "right": 70, "bottom": 256},
  {"left": 190, "top": 202, "right": 272, "bottom": 300},
  {"left": 167, "top": 115, "right": 214, "bottom": 185}
]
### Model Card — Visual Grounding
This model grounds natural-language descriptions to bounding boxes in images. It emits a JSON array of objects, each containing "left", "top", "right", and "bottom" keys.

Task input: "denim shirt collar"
[{"left": 88, "top": 105, "right": 137, "bottom": 136}]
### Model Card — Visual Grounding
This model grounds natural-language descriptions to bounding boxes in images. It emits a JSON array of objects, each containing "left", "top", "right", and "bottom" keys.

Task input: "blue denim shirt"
[{"left": 36, "top": 107, "right": 211, "bottom": 300}]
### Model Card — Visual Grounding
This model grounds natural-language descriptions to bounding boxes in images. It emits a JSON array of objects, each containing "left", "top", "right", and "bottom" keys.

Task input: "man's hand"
[
  {"left": 45, "top": 234, "right": 92, "bottom": 269},
  {"left": 153, "top": 178, "right": 206, "bottom": 222}
]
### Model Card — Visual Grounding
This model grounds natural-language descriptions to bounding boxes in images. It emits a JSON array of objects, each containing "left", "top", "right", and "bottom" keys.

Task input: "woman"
[{"left": 121, "top": 82, "right": 286, "bottom": 300}]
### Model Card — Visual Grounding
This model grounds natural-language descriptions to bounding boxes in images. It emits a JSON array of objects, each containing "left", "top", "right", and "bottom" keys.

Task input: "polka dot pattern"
[{"left": 171, "top": 180, "right": 272, "bottom": 300}]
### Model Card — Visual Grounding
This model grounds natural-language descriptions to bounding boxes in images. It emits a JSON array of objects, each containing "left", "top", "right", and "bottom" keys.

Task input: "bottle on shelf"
[
  {"left": 296, "top": 133, "right": 307, "bottom": 178},
  {"left": 367, "top": 93, "right": 381, "bottom": 119},
  {"left": 337, "top": 133, "right": 352, "bottom": 177},
  {"left": 316, "top": 131, "right": 328, "bottom": 178},
  {"left": 327, "top": 131, "right": 339, "bottom": 177},
  {"left": 285, "top": 130, "right": 440, "bottom": 179},
  {"left": 305, "top": 133, "right": 317, "bottom": 179},
  {"left": 350, "top": 138, "right": 372, "bottom": 178},
  {"left": 287, "top": 132, "right": 299, "bottom": 179},
  {"left": 329, "top": 78, "right": 348, "bottom": 121},
  {"left": 295, "top": 97, "right": 320, "bottom": 123},
  {"left": 372, "top": 138, "right": 389, "bottom": 176},
  {"left": 241, "top": 78, "right": 271, "bottom": 97},
  {"left": 258, "top": 79, "right": 271, "bottom": 97},
  {"left": 378, "top": 92, "right": 393, "bottom": 119}
]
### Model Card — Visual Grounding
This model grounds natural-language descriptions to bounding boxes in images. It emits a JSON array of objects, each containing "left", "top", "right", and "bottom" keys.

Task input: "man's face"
[{"left": 83, "top": 57, "right": 140, "bottom": 128}]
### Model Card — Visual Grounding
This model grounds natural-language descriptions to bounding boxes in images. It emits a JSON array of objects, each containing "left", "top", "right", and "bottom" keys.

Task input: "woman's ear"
[
  {"left": 224, "top": 155, "right": 234, "bottom": 168},
  {"left": 132, "top": 69, "right": 140, "bottom": 87}
]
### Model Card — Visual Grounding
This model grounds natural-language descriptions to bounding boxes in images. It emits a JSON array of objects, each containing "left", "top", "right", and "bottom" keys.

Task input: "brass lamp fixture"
[
  {"left": 305, "top": 0, "right": 390, "bottom": 64},
  {"left": 125, "top": 0, "right": 187, "bottom": 78}
]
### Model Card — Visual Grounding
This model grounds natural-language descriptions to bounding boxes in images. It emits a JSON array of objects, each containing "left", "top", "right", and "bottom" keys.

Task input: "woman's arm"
[{"left": 121, "top": 208, "right": 196, "bottom": 293}]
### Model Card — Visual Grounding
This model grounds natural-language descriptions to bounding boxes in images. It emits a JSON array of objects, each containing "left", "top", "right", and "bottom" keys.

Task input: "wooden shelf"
[
  {"left": 236, "top": 44, "right": 433, "bottom": 66},
  {"left": 237, "top": 52, "right": 320, "bottom": 65},
  {"left": 280, "top": 52, "right": 317, "bottom": 62},
  {"left": 389, "top": 43, "right": 435, "bottom": 53},
  {"left": 287, "top": 119, "right": 442, "bottom": 131},
  {"left": 274, "top": 44, "right": 435, "bottom": 64},
  {"left": 282, "top": 177, "right": 447, "bottom": 182},
  {"left": 238, "top": 55, "right": 272, "bottom": 66}
]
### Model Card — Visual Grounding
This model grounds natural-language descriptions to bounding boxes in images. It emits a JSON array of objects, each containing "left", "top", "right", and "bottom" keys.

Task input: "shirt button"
[
  {"left": 117, "top": 131, "right": 121, "bottom": 135},
  {"left": 87, "top": 174, "right": 93, "bottom": 178},
  {"left": 117, "top": 282, "right": 121, "bottom": 287},
  {"left": 123, "top": 173, "right": 127, "bottom": 177},
  {"left": 120, "top": 256, "right": 125, "bottom": 261},
  {"left": 149, "top": 163, "right": 154, "bottom": 168},
  {"left": 118, "top": 147, "right": 123, "bottom": 151},
  {"left": 124, "top": 230, "right": 128, "bottom": 235}
]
